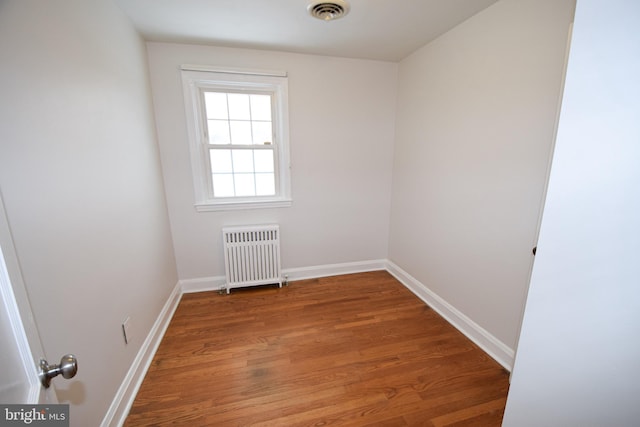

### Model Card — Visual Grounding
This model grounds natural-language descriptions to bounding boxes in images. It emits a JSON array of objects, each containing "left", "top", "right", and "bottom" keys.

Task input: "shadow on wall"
[{"left": 55, "top": 381, "right": 86, "bottom": 405}]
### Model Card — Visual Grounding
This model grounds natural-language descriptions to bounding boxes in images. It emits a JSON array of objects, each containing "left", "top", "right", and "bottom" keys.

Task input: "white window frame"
[{"left": 181, "top": 65, "right": 292, "bottom": 211}]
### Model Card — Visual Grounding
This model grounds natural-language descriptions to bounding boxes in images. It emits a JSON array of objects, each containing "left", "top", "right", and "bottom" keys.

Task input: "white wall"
[
  {"left": 503, "top": 0, "right": 640, "bottom": 424},
  {"left": 0, "top": 0, "right": 594, "bottom": 421},
  {"left": 0, "top": 0, "right": 178, "bottom": 425},
  {"left": 146, "top": 43, "right": 397, "bottom": 282},
  {"left": 388, "top": 0, "right": 575, "bottom": 354}
]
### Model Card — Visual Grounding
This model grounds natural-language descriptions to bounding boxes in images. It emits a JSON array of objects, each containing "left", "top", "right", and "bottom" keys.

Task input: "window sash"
[
  {"left": 181, "top": 68, "right": 291, "bottom": 211},
  {"left": 206, "top": 145, "right": 280, "bottom": 199},
  {"left": 199, "top": 88, "right": 279, "bottom": 200},
  {"left": 200, "top": 88, "right": 276, "bottom": 146}
]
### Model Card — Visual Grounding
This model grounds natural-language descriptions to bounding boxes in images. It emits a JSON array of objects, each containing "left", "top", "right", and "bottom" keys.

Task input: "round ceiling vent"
[{"left": 308, "top": 0, "right": 350, "bottom": 21}]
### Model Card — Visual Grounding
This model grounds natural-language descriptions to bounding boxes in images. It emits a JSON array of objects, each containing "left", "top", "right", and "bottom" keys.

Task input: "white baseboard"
[
  {"left": 178, "top": 259, "right": 514, "bottom": 371},
  {"left": 105, "top": 258, "right": 514, "bottom": 426},
  {"left": 385, "top": 260, "right": 514, "bottom": 371},
  {"left": 283, "top": 259, "right": 387, "bottom": 282},
  {"left": 178, "top": 259, "right": 388, "bottom": 293},
  {"left": 100, "top": 281, "right": 182, "bottom": 427},
  {"left": 180, "top": 275, "right": 226, "bottom": 294}
]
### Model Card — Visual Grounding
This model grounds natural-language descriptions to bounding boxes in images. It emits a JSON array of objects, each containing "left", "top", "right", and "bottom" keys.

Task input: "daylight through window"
[{"left": 181, "top": 67, "right": 291, "bottom": 211}]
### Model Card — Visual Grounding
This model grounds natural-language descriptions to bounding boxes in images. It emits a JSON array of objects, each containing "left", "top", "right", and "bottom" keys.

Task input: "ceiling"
[{"left": 115, "top": 0, "right": 499, "bottom": 62}]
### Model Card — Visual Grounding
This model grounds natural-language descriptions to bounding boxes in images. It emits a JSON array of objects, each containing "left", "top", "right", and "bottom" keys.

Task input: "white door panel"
[{"left": 0, "top": 192, "right": 58, "bottom": 404}]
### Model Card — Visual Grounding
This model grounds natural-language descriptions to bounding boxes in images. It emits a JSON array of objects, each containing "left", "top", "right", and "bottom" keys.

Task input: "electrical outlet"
[{"left": 122, "top": 317, "right": 131, "bottom": 345}]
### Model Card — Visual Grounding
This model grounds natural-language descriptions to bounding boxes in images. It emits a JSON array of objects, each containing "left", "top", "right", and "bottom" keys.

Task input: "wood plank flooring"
[{"left": 124, "top": 271, "right": 509, "bottom": 426}]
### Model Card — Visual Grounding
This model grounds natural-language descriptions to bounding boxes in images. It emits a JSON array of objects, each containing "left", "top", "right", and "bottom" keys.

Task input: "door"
[
  {"left": 503, "top": 0, "right": 640, "bottom": 424},
  {"left": 0, "top": 192, "right": 58, "bottom": 404}
]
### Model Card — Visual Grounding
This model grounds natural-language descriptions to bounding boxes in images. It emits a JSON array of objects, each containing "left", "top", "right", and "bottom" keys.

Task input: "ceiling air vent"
[{"left": 308, "top": 0, "right": 350, "bottom": 21}]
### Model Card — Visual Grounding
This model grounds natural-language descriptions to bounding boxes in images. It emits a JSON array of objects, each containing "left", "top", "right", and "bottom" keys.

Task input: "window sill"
[{"left": 194, "top": 199, "right": 292, "bottom": 212}]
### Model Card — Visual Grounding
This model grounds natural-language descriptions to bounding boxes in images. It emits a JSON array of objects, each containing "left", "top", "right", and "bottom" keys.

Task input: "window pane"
[
  {"left": 207, "top": 120, "right": 230, "bottom": 145},
  {"left": 232, "top": 150, "right": 254, "bottom": 173},
  {"left": 227, "top": 93, "right": 250, "bottom": 120},
  {"left": 212, "top": 174, "right": 234, "bottom": 197},
  {"left": 204, "top": 92, "right": 228, "bottom": 119},
  {"left": 254, "top": 150, "right": 274, "bottom": 173},
  {"left": 210, "top": 149, "right": 232, "bottom": 173},
  {"left": 229, "top": 121, "right": 252, "bottom": 145},
  {"left": 255, "top": 173, "right": 275, "bottom": 196},
  {"left": 234, "top": 174, "right": 256, "bottom": 197},
  {"left": 184, "top": 70, "right": 290, "bottom": 206},
  {"left": 250, "top": 95, "right": 272, "bottom": 121},
  {"left": 252, "top": 121, "right": 273, "bottom": 145}
]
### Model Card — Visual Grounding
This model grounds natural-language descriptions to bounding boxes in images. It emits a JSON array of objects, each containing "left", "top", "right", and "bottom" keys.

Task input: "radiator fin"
[{"left": 222, "top": 225, "right": 282, "bottom": 293}]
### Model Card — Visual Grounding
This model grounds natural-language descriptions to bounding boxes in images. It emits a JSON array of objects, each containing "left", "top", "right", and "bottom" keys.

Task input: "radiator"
[{"left": 222, "top": 225, "right": 282, "bottom": 294}]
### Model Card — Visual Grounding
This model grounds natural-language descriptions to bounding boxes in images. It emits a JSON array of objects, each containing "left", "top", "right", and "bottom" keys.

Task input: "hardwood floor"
[{"left": 125, "top": 271, "right": 509, "bottom": 426}]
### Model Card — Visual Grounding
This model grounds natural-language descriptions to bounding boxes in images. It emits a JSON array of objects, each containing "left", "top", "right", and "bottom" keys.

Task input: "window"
[{"left": 181, "top": 66, "right": 292, "bottom": 211}]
